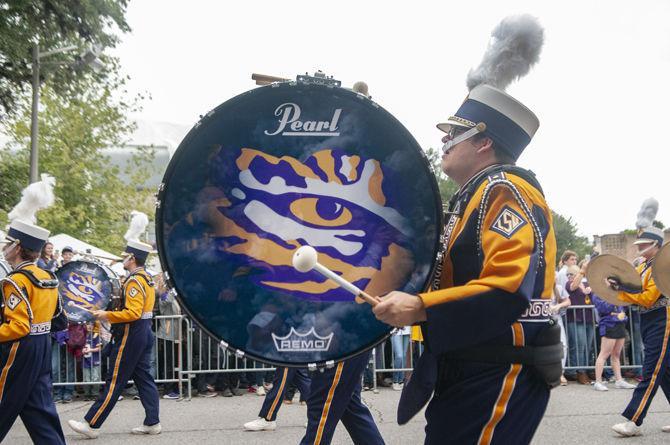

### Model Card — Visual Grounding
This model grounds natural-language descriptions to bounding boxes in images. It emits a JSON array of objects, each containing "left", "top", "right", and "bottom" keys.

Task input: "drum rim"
[{"left": 155, "top": 80, "right": 444, "bottom": 368}]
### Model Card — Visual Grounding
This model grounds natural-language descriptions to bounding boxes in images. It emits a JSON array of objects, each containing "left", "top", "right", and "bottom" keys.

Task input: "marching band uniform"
[
  {"left": 69, "top": 240, "right": 160, "bottom": 438},
  {"left": 0, "top": 220, "right": 65, "bottom": 444},
  {"left": 244, "top": 366, "right": 311, "bottom": 431},
  {"left": 396, "top": 85, "right": 561, "bottom": 445},
  {"left": 300, "top": 352, "right": 384, "bottom": 445},
  {"left": 612, "top": 226, "right": 670, "bottom": 436}
]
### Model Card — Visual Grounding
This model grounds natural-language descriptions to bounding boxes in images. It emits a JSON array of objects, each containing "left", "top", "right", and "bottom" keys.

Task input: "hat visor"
[{"left": 436, "top": 119, "right": 472, "bottom": 134}]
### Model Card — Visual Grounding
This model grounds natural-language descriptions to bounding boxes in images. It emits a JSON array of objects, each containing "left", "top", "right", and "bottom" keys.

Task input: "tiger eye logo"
[
  {"left": 199, "top": 147, "right": 415, "bottom": 302},
  {"left": 60, "top": 272, "right": 106, "bottom": 311}
]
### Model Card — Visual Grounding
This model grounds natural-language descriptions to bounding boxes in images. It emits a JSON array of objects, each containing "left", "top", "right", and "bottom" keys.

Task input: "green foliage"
[
  {"left": 425, "top": 146, "right": 458, "bottom": 206},
  {"left": 0, "top": 74, "right": 155, "bottom": 253},
  {"left": 552, "top": 211, "right": 591, "bottom": 262},
  {"left": 0, "top": 0, "right": 130, "bottom": 116}
]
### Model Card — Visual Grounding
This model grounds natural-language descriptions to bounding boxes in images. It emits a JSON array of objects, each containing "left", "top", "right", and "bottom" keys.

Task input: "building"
[{"left": 594, "top": 229, "right": 670, "bottom": 262}]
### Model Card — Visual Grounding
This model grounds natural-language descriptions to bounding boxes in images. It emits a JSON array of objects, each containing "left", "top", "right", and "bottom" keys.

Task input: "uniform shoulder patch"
[
  {"left": 490, "top": 205, "right": 527, "bottom": 239},
  {"left": 129, "top": 287, "right": 139, "bottom": 297},
  {"left": 6, "top": 293, "right": 21, "bottom": 310}
]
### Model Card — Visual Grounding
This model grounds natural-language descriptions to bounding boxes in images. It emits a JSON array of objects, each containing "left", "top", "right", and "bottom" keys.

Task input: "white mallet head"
[{"left": 292, "top": 245, "right": 318, "bottom": 272}]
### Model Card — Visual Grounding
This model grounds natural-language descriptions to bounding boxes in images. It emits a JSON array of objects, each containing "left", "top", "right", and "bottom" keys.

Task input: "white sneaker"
[
  {"left": 68, "top": 420, "right": 100, "bottom": 439},
  {"left": 615, "top": 379, "right": 637, "bottom": 389},
  {"left": 131, "top": 423, "right": 162, "bottom": 435},
  {"left": 612, "top": 421, "right": 642, "bottom": 437},
  {"left": 392, "top": 383, "right": 403, "bottom": 391},
  {"left": 256, "top": 386, "right": 266, "bottom": 396},
  {"left": 594, "top": 382, "right": 608, "bottom": 391},
  {"left": 662, "top": 425, "right": 670, "bottom": 433},
  {"left": 244, "top": 418, "right": 276, "bottom": 431}
]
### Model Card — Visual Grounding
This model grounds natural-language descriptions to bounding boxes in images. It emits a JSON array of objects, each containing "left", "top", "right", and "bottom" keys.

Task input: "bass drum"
[
  {"left": 57, "top": 260, "right": 120, "bottom": 323},
  {"left": 156, "top": 79, "right": 442, "bottom": 367}
]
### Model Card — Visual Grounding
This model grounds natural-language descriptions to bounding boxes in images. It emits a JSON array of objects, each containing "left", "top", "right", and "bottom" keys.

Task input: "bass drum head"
[
  {"left": 57, "top": 260, "right": 119, "bottom": 323},
  {"left": 157, "top": 81, "right": 442, "bottom": 367}
]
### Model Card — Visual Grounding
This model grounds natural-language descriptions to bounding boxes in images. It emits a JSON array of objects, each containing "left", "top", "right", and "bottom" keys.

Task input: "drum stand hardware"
[{"left": 296, "top": 71, "right": 341, "bottom": 87}]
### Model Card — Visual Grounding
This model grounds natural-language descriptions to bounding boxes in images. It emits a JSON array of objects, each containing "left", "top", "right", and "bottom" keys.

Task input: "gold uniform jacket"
[
  {"left": 618, "top": 261, "right": 667, "bottom": 311},
  {"left": 419, "top": 166, "right": 557, "bottom": 352},
  {"left": 0, "top": 263, "right": 59, "bottom": 342},
  {"left": 107, "top": 269, "right": 155, "bottom": 324}
]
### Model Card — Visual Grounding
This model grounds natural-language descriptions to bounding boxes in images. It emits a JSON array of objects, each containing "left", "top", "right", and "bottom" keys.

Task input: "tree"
[
  {"left": 552, "top": 211, "right": 591, "bottom": 263},
  {"left": 0, "top": 0, "right": 131, "bottom": 117},
  {"left": 425, "top": 146, "right": 458, "bottom": 206},
  {"left": 0, "top": 73, "right": 155, "bottom": 253}
]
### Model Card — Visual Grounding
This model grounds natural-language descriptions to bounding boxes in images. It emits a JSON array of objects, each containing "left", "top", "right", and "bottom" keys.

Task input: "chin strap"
[
  {"left": 637, "top": 242, "right": 658, "bottom": 258},
  {"left": 442, "top": 122, "right": 487, "bottom": 153}
]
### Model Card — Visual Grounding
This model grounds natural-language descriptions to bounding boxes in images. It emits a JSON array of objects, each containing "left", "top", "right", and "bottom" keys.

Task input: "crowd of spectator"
[
  {"left": 554, "top": 250, "right": 643, "bottom": 391},
  {"left": 37, "top": 242, "right": 645, "bottom": 401}
]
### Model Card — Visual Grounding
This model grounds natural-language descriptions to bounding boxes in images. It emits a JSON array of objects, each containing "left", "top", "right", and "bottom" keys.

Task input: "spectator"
[
  {"left": 592, "top": 295, "right": 637, "bottom": 391},
  {"left": 391, "top": 326, "right": 410, "bottom": 390},
  {"left": 37, "top": 241, "right": 57, "bottom": 271},
  {"left": 564, "top": 264, "right": 596, "bottom": 384},
  {"left": 551, "top": 277, "right": 571, "bottom": 385},
  {"left": 155, "top": 275, "right": 182, "bottom": 400},
  {"left": 60, "top": 246, "right": 74, "bottom": 267},
  {"left": 556, "top": 250, "right": 578, "bottom": 293},
  {"left": 82, "top": 322, "right": 102, "bottom": 401},
  {"left": 51, "top": 328, "right": 75, "bottom": 403}
]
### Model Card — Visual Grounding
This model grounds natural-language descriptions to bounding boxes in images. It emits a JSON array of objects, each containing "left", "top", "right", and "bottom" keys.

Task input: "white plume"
[
  {"left": 636, "top": 198, "right": 659, "bottom": 229},
  {"left": 466, "top": 14, "right": 544, "bottom": 91},
  {"left": 7, "top": 173, "right": 56, "bottom": 224},
  {"left": 124, "top": 211, "right": 149, "bottom": 242}
]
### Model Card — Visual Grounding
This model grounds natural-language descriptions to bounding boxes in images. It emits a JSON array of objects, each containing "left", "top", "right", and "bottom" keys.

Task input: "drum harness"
[
  {"left": 0, "top": 262, "right": 63, "bottom": 334},
  {"left": 429, "top": 164, "right": 563, "bottom": 387}
]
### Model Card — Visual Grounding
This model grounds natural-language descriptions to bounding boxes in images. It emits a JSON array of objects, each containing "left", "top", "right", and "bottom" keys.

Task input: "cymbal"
[
  {"left": 585, "top": 254, "right": 640, "bottom": 306},
  {"left": 652, "top": 243, "right": 670, "bottom": 296}
]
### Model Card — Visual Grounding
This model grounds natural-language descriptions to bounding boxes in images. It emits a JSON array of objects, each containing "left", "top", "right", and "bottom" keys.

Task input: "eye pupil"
[{"left": 315, "top": 198, "right": 342, "bottom": 220}]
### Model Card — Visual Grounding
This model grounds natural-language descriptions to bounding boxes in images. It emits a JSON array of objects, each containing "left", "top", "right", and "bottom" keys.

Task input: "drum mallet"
[
  {"left": 67, "top": 301, "right": 94, "bottom": 313},
  {"left": 292, "top": 245, "right": 379, "bottom": 306}
]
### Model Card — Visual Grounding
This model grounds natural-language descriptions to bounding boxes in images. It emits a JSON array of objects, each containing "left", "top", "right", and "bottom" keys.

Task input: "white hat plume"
[
  {"left": 7, "top": 173, "right": 56, "bottom": 224},
  {"left": 466, "top": 14, "right": 544, "bottom": 91},
  {"left": 124, "top": 211, "right": 149, "bottom": 242}
]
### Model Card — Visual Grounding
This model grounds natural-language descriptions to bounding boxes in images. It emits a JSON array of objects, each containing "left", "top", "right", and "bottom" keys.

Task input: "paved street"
[{"left": 6, "top": 383, "right": 670, "bottom": 444}]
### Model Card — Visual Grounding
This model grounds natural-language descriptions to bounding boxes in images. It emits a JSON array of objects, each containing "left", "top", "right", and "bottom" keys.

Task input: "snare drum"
[
  {"left": 56, "top": 260, "right": 120, "bottom": 323},
  {"left": 156, "top": 79, "right": 442, "bottom": 367}
]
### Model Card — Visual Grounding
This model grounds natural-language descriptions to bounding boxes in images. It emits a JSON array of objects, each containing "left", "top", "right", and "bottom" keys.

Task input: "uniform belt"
[
  {"left": 518, "top": 299, "right": 552, "bottom": 322},
  {"left": 141, "top": 312, "right": 153, "bottom": 320},
  {"left": 30, "top": 321, "right": 51, "bottom": 335}
]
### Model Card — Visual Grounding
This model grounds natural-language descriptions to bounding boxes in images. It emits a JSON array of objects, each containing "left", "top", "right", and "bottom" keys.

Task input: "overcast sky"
[{"left": 112, "top": 0, "right": 670, "bottom": 239}]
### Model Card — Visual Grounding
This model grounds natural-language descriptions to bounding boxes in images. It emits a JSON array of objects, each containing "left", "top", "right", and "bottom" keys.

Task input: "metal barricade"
[
  {"left": 51, "top": 315, "right": 191, "bottom": 400},
  {"left": 50, "top": 305, "right": 644, "bottom": 400},
  {"left": 562, "top": 305, "right": 643, "bottom": 373}
]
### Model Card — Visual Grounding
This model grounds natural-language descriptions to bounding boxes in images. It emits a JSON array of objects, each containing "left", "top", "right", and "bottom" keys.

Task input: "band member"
[
  {"left": 68, "top": 240, "right": 161, "bottom": 438},
  {"left": 0, "top": 220, "right": 66, "bottom": 444},
  {"left": 372, "top": 16, "right": 561, "bottom": 444},
  {"left": 300, "top": 352, "right": 384, "bottom": 445},
  {"left": 610, "top": 226, "right": 670, "bottom": 436},
  {"left": 243, "top": 366, "right": 311, "bottom": 431}
]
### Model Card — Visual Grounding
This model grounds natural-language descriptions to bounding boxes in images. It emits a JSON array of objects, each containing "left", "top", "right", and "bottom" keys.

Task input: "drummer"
[
  {"left": 68, "top": 240, "right": 161, "bottom": 438},
  {"left": 0, "top": 220, "right": 66, "bottom": 444},
  {"left": 373, "top": 67, "right": 560, "bottom": 444},
  {"left": 300, "top": 351, "right": 384, "bottom": 445},
  {"left": 609, "top": 226, "right": 670, "bottom": 437}
]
